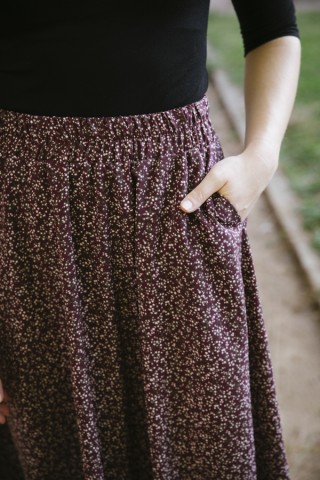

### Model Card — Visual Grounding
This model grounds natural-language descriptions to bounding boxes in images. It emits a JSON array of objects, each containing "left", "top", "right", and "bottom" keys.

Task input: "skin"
[
  {"left": 180, "top": 36, "right": 301, "bottom": 220},
  {"left": 0, "top": 378, "right": 10, "bottom": 424},
  {"left": 0, "top": 37, "right": 301, "bottom": 426}
]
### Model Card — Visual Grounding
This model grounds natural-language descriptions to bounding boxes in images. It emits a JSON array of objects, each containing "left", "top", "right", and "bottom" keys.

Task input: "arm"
[
  {"left": 180, "top": 0, "right": 301, "bottom": 220},
  {"left": 243, "top": 35, "right": 301, "bottom": 174},
  {"left": 180, "top": 35, "right": 301, "bottom": 220}
]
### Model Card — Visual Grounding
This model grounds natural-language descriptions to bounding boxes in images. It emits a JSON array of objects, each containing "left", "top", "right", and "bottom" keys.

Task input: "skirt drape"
[{"left": 0, "top": 94, "right": 290, "bottom": 479}]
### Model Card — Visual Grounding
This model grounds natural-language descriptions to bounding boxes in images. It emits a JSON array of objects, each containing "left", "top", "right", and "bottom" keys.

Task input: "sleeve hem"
[{"left": 243, "top": 29, "right": 300, "bottom": 57}]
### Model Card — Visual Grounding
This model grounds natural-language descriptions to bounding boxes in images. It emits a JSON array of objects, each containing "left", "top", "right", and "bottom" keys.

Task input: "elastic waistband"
[{"left": 0, "top": 94, "right": 210, "bottom": 141}]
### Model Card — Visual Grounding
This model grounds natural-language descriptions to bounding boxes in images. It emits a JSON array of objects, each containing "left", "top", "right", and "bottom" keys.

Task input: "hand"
[
  {"left": 0, "top": 378, "right": 11, "bottom": 424},
  {"left": 179, "top": 146, "right": 278, "bottom": 222}
]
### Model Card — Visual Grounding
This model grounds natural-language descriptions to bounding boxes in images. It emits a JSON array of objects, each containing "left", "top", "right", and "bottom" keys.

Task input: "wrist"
[{"left": 242, "top": 139, "right": 280, "bottom": 176}]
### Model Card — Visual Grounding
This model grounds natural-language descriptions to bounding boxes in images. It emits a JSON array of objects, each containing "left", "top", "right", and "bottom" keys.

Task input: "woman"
[{"left": 0, "top": 1, "right": 300, "bottom": 479}]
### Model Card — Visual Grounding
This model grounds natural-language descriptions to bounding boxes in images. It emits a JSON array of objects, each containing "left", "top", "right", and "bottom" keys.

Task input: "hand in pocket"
[{"left": 179, "top": 149, "right": 278, "bottom": 223}]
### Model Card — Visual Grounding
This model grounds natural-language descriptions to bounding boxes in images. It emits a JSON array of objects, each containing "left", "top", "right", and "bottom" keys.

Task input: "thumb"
[{"left": 179, "top": 163, "right": 225, "bottom": 213}]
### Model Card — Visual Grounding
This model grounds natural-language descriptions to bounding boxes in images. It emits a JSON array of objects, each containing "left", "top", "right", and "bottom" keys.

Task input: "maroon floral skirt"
[{"left": 0, "top": 94, "right": 290, "bottom": 479}]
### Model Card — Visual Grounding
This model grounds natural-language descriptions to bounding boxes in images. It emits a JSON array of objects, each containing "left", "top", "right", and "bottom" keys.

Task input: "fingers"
[
  {"left": 0, "top": 402, "right": 10, "bottom": 415},
  {"left": 0, "top": 379, "right": 11, "bottom": 425},
  {"left": 0, "top": 378, "right": 3, "bottom": 402},
  {"left": 0, "top": 403, "right": 11, "bottom": 423},
  {"left": 179, "top": 162, "right": 226, "bottom": 213},
  {"left": 0, "top": 379, "right": 10, "bottom": 402}
]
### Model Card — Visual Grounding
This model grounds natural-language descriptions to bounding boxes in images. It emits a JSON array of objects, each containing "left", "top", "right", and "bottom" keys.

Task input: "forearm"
[
  {"left": 180, "top": 36, "right": 301, "bottom": 218},
  {"left": 243, "top": 35, "right": 301, "bottom": 167}
]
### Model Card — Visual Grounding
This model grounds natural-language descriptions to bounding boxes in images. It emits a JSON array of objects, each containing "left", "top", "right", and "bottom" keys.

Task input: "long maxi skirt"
[{"left": 0, "top": 93, "right": 290, "bottom": 480}]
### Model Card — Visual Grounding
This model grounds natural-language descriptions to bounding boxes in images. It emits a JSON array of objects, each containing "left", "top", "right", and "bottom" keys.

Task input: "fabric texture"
[
  {"left": 0, "top": 94, "right": 290, "bottom": 479},
  {"left": 0, "top": 0, "right": 299, "bottom": 116},
  {"left": 231, "top": 0, "right": 299, "bottom": 56}
]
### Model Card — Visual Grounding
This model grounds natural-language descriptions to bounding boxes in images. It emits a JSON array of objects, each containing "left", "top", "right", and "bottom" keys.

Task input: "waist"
[{"left": 0, "top": 29, "right": 208, "bottom": 117}]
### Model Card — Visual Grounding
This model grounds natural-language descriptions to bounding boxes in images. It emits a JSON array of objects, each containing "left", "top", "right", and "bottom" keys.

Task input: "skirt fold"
[{"left": 0, "top": 95, "right": 290, "bottom": 479}]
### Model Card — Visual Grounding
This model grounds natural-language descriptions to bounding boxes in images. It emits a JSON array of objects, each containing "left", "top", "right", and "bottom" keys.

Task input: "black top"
[{"left": 0, "top": 0, "right": 299, "bottom": 117}]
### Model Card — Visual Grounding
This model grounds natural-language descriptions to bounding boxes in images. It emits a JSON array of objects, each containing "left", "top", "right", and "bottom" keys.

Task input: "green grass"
[
  {"left": 207, "top": 11, "right": 320, "bottom": 252},
  {"left": 207, "top": 13, "right": 245, "bottom": 84}
]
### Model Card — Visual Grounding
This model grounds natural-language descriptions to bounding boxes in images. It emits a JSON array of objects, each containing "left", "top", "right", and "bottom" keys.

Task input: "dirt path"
[{"left": 207, "top": 84, "right": 320, "bottom": 480}]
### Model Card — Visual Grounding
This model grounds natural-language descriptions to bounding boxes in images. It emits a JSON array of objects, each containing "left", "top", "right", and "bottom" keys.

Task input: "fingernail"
[{"left": 180, "top": 199, "right": 193, "bottom": 212}]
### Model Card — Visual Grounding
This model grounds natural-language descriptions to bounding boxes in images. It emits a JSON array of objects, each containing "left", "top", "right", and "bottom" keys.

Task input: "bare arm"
[
  {"left": 243, "top": 35, "right": 301, "bottom": 172},
  {"left": 180, "top": 35, "right": 301, "bottom": 220}
]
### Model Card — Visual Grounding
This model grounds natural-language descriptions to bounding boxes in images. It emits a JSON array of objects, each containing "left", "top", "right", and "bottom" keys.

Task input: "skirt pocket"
[
  {"left": 206, "top": 191, "right": 244, "bottom": 229},
  {"left": 185, "top": 144, "right": 245, "bottom": 230}
]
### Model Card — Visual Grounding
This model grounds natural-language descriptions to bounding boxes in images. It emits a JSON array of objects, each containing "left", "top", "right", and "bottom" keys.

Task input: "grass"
[{"left": 207, "top": 11, "right": 320, "bottom": 253}]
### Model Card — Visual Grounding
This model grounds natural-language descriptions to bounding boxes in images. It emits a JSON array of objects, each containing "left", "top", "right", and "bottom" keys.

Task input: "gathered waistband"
[{"left": 0, "top": 94, "right": 210, "bottom": 143}]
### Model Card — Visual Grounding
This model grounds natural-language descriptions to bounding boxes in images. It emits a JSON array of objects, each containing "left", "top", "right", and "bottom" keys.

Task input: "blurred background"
[
  {"left": 209, "top": 0, "right": 320, "bottom": 252},
  {"left": 207, "top": 1, "right": 320, "bottom": 478}
]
